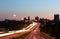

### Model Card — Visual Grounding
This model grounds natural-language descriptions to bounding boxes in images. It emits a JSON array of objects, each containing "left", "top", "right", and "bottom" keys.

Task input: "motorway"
[
  {"left": 25, "top": 23, "right": 45, "bottom": 39},
  {"left": 25, "top": 28, "right": 45, "bottom": 39},
  {"left": 0, "top": 22, "right": 40, "bottom": 39}
]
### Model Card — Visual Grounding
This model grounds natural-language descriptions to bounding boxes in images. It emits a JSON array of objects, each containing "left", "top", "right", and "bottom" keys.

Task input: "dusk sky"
[{"left": 0, "top": 0, "right": 60, "bottom": 20}]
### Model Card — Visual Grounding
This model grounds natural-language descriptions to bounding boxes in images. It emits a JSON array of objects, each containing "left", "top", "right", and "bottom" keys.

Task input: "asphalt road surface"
[{"left": 25, "top": 26, "right": 45, "bottom": 39}]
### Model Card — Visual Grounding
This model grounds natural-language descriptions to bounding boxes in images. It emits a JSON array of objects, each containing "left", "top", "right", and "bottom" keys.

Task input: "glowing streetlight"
[
  {"left": 13, "top": 14, "right": 17, "bottom": 17},
  {"left": 12, "top": 14, "right": 17, "bottom": 20}
]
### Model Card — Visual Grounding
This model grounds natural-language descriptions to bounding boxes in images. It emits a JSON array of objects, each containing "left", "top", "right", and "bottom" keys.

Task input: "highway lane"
[
  {"left": 25, "top": 23, "right": 45, "bottom": 39},
  {"left": 25, "top": 29, "right": 45, "bottom": 39},
  {"left": 0, "top": 22, "right": 38, "bottom": 39},
  {"left": 0, "top": 32, "right": 24, "bottom": 39}
]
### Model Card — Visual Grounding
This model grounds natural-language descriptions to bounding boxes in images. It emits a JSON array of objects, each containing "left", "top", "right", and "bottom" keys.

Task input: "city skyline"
[{"left": 0, "top": 0, "right": 60, "bottom": 20}]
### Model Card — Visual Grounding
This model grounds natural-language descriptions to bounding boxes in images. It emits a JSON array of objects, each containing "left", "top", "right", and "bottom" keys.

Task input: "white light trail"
[{"left": 0, "top": 22, "right": 38, "bottom": 37}]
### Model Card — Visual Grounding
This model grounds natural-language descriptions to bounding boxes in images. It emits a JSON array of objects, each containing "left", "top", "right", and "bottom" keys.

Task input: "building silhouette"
[
  {"left": 54, "top": 14, "right": 59, "bottom": 21},
  {"left": 24, "top": 17, "right": 27, "bottom": 21},
  {"left": 28, "top": 16, "right": 30, "bottom": 21},
  {"left": 35, "top": 16, "right": 39, "bottom": 21}
]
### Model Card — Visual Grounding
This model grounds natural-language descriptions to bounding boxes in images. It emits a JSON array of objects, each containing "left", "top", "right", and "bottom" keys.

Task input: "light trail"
[
  {"left": 24, "top": 22, "right": 37, "bottom": 30},
  {"left": 0, "top": 22, "right": 37, "bottom": 37}
]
